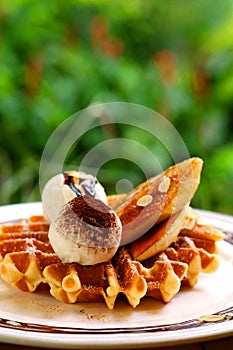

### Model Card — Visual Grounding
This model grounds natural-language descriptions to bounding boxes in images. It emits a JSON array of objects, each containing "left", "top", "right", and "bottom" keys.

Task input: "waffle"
[
  {"left": 0, "top": 209, "right": 223, "bottom": 309},
  {"left": 172, "top": 207, "right": 224, "bottom": 287},
  {"left": 44, "top": 245, "right": 189, "bottom": 309},
  {"left": 130, "top": 207, "right": 223, "bottom": 288},
  {"left": 0, "top": 216, "right": 60, "bottom": 292}
]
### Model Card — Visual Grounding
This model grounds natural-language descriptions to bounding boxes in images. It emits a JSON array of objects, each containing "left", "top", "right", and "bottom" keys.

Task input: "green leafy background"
[{"left": 0, "top": 0, "right": 232, "bottom": 214}]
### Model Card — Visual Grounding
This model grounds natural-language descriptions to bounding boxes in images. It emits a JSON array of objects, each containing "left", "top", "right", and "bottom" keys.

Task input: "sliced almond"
[
  {"left": 158, "top": 176, "right": 170, "bottom": 193},
  {"left": 198, "top": 314, "right": 225, "bottom": 323},
  {"left": 136, "top": 195, "right": 153, "bottom": 207}
]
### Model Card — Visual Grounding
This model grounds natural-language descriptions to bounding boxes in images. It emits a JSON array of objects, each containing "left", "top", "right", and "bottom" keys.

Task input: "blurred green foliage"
[{"left": 0, "top": 0, "right": 233, "bottom": 214}]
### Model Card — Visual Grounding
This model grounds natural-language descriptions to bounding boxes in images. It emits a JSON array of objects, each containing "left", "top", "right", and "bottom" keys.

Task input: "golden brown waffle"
[
  {"left": 180, "top": 207, "right": 225, "bottom": 246},
  {"left": 43, "top": 246, "right": 188, "bottom": 309},
  {"left": 164, "top": 208, "right": 223, "bottom": 287},
  {"left": 0, "top": 215, "right": 50, "bottom": 241},
  {"left": 129, "top": 207, "right": 223, "bottom": 288},
  {"left": 0, "top": 216, "right": 60, "bottom": 292},
  {"left": 0, "top": 210, "right": 223, "bottom": 309}
]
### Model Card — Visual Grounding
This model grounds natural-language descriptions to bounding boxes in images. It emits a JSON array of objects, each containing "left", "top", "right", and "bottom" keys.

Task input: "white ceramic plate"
[{"left": 0, "top": 202, "right": 233, "bottom": 349}]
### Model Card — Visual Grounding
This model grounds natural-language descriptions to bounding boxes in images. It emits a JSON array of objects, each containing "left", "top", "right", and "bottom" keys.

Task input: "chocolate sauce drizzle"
[
  {"left": 63, "top": 173, "right": 97, "bottom": 197},
  {"left": 64, "top": 173, "right": 82, "bottom": 197}
]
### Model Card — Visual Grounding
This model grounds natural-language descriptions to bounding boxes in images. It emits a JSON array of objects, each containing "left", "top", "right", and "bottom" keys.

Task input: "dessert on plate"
[{"left": 0, "top": 158, "right": 224, "bottom": 309}]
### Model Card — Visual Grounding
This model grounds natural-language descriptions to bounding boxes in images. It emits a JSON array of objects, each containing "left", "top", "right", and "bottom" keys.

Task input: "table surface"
[{"left": 0, "top": 336, "right": 233, "bottom": 350}]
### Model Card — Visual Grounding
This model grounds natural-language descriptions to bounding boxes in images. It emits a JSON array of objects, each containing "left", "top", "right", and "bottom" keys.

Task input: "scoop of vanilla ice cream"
[
  {"left": 41, "top": 171, "right": 108, "bottom": 223},
  {"left": 48, "top": 195, "right": 122, "bottom": 265}
]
